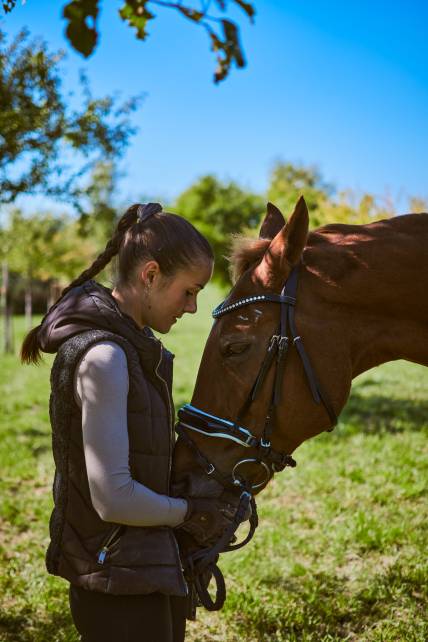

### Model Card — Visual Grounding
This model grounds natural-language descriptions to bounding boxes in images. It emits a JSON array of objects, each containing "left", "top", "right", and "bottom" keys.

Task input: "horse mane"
[{"left": 228, "top": 235, "right": 271, "bottom": 283}]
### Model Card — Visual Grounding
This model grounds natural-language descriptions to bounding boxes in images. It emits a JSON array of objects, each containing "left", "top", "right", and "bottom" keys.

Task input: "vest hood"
[{"left": 38, "top": 280, "right": 160, "bottom": 356}]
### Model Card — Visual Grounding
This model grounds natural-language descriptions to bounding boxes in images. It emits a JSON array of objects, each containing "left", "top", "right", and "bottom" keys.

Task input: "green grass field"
[{"left": 0, "top": 284, "right": 427, "bottom": 641}]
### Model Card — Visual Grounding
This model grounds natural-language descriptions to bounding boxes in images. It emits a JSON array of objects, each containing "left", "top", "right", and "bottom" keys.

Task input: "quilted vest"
[{"left": 42, "top": 283, "right": 187, "bottom": 596}]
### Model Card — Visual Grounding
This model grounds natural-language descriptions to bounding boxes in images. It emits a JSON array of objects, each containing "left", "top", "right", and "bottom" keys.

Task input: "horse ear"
[
  {"left": 254, "top": 196, "right": 309, "bottom": 288},
  {"left": 259, "top": 202, "right": 286, "bottom": 240}
]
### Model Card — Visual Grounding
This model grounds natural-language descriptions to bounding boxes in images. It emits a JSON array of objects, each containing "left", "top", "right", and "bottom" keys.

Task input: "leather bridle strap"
[
  {"left": 175, "top": 422, "right": 236, "bottom": 489},
  {"left": 283, "top": 268, "right": 337, "bottom": 427},
  {"left": 177, "top": 406, "right": 297, "bottom": 477},
  {"left": 235, "top": 266, "right": 337, "bottom": 445}
]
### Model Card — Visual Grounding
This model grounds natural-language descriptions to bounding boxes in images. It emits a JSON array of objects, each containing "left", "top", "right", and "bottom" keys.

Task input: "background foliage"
[{"left": 0, "top": 28, "right": 140, "bottom": 207}]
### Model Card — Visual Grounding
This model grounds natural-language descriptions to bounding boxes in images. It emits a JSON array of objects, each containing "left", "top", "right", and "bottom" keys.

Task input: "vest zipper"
[
  {"left": 154, "top": 343, "right": 174, "bottom": 489},
  {"left": 96, "top": 525, "right": 125, "bottom": 565},
  {"left": 154, "top": 343, "right": 188, "bottom": 595}
]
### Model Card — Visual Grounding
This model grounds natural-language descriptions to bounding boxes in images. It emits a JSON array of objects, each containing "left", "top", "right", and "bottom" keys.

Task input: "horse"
[{"left": 172, "top": 196, "right": 428, "bottom": 609}]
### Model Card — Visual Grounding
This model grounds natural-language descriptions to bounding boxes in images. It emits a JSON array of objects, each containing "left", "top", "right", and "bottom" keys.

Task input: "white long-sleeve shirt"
[{"left": 73, "top": 341, "right": 187, "bottom": 527}]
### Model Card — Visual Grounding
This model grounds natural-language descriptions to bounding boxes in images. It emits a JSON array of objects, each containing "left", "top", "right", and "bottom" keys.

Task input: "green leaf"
[
  {"left": 2, "top": 0, "right": 17, "bottom": 13},
  {"left": 222, "top": 19, "right": 245, "bottom": 67},
  {"left": 233, "top": 0, "right": 255, "bottom": 22},
  {"left": 63, "top": 0, "right": 99, "bottom": 58},
  {"left": 119, "top": 1, "right": 155, "bottom": 40}
]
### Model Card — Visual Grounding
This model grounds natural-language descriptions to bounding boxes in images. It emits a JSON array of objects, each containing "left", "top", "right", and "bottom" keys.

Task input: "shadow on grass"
[
  {"left": 338, "top": 391, "right": 428, "bottom": 435},
  {"left": 23, "top": 427, "right": 48, "bottom": 438},
  {"left": 228, "top": 571, "right": 372, "bottom": 640},
  {"left": 0, "top": 607, "right": 77, "bottom": 642},
  {"left": 229, "top": 560, "right": 428, "bottom": 641}
]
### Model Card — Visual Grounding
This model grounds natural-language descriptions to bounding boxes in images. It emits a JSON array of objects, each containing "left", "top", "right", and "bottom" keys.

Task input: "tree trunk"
[
  {"left": 47, "top": 279, "right": 61, "bottom": 310},
  {"left": 1, "top": 260, "right": 14, "bottom": 354},
  {"left": 25, "top": 269, "right": 33, "bottom": 330}
]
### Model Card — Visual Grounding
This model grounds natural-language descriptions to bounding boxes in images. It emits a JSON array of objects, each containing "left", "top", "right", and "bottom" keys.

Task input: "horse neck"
[{"left": 303, "top": 214, "right": 428, "bottom": 377}]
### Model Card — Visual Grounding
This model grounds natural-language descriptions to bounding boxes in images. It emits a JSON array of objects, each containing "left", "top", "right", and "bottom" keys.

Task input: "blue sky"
[{"left": 2, "top": 1, "right": 428, "bottom": 214}]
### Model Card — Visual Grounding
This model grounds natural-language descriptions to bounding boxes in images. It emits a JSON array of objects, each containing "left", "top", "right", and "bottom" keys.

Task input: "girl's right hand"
[{"left": 176, "top": 497, "right": 236, "bottom": 546}]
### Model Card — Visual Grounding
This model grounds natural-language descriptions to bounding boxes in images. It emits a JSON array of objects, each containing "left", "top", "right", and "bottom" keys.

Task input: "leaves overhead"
[
  {"left": 60, "top": 0, "right": 256, "bottom": 82},
  {"left": 63, "top": 0, "right": 99, "bottom": 57},
  {"left": 119, "top": 1, "right": 155, "bottom": 40},
  {"left": 2, "top": 0, "right": 16, "bottom": 13},
  {"left": 0, "top": 28, "right": 141, "bottom": 207}
]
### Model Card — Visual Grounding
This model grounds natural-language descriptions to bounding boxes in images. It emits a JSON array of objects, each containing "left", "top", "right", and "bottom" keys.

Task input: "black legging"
[{"left": 69, "top": 585, "right": 187, "bottom": 642}]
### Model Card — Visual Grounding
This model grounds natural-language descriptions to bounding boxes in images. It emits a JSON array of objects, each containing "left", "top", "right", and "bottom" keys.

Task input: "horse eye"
[{"left": 224, "top": 342, "right": 250, "bottom": 357}]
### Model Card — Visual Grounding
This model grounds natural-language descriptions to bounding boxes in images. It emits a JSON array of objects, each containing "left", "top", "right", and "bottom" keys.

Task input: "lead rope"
[{"left": 183, "top": 491, "right": 258, "bottom": 616}]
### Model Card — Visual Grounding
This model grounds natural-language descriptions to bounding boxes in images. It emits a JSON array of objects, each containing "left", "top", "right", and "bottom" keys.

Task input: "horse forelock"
[{"left": 228, "top": 236, "right": 271, "bottom": 283}]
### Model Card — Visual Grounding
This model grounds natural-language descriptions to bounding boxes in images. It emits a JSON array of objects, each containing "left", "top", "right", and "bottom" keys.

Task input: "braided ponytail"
[
  {"left": 20, "top": 206, "right": 137, "bottom": 365},
  {"left": 60, "top": 208, "right": 136, "bottom": 298}
]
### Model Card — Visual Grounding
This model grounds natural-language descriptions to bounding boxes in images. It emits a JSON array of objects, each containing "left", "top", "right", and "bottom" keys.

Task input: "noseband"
[
  {"left": 176, "top": 265, "right": 337, "bottom": 492},
  {"left": 175, "top": 265, "right": 338, "bottom": 615}
]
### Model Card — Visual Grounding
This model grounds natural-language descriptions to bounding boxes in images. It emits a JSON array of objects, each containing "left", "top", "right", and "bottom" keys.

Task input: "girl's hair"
[{"left": 21, "top": 203, "right": 213, "bottom": 365}]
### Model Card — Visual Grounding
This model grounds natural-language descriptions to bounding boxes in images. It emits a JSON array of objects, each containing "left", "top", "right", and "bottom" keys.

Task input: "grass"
[{"left": 0, "top": 283, "right": 427, "bottom": 641}]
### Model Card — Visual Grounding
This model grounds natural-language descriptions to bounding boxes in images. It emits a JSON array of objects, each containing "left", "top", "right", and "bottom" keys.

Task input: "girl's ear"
[
  {"left": 253, "top": 196, "right": 309, "bottom": 289},
  {"left": 140, "top": 260, "right": 160, "bottom": 286}
]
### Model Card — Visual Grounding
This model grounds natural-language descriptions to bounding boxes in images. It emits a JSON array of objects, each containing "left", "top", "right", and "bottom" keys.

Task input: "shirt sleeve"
[{"left": 75, "top": 341, "right": 187, "bottom": 527}]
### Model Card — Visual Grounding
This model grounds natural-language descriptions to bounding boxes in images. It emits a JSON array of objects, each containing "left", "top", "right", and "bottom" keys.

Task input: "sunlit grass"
[{"left": 0, "top": 289, "right": 427, "bottom": 641}]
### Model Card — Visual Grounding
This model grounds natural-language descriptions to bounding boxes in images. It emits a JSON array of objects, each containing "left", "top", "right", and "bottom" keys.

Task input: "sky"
[{"left": 2, "top": 0, "right": 428, "bottom": 215}]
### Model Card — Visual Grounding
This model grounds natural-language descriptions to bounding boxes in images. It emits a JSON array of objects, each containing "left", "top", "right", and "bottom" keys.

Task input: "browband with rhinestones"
[{"left": 212, "top": 294, "right": 296, "bottom": 318}]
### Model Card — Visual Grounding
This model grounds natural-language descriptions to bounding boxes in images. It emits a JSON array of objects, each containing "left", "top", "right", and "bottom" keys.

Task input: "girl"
[{"left": 21, "top": 203, "right": 233, "bottom": 642}]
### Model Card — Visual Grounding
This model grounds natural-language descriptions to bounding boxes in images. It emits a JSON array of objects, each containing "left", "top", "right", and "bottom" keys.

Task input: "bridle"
[
  {"left": 175, "top": 264, "right": 338, "bottom": 614},
  {"left": 177, "top": 265, "right": 337, "bottom": 492}
]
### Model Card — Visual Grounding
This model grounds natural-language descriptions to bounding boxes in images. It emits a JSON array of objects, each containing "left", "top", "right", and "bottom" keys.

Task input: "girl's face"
[{"left": 140, "top": 260, "right": 214, "bottom": 333}]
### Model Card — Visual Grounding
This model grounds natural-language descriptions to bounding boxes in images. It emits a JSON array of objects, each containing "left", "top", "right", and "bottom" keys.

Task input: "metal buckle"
[
  {"left": 260, "top": 438, "right": 271, "bottom": 448},
  {"left": 206, "top": 463, "right": 215, "bottom": 475},
  {"left": 278, "top": 336, "right": 288, "bottom": 351},
  {"left": 270, "top": 335, "right": 280, "bottom": 349},
  {"left": 232, "top": 458, "right": 272, "bottom": 490}
]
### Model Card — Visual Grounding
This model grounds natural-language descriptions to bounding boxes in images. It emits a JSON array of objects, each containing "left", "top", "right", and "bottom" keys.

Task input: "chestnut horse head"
[{"left": 173, "top": 197, "right": 428, "bottom": 499}]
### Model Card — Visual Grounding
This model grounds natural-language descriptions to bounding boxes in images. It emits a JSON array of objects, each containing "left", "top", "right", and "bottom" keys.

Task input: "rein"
[
  {"left": 183, "top": 490, "right": 258, "bottom": 613},
  {"left": 176, "top": 265, "right": 337, "bottom": 615}
]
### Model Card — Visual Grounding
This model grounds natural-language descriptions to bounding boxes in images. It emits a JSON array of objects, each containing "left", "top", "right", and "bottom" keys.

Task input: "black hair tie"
[{"left": 137, "top": 202, "right": 163, "bottom": 223}]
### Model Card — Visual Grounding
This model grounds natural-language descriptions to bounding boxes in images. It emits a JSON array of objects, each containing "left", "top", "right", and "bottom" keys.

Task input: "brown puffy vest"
[{"left": 43, "top": 283, "right": 187, "bottom": 596}]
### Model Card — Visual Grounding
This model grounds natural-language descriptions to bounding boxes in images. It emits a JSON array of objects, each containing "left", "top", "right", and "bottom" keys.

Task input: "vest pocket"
[{"left": 96, "top": 525, "right": 126, "bottom": 565}]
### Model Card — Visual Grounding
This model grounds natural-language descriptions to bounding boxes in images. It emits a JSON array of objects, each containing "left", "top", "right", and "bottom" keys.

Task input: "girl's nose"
[{"left": 184, "top": 300, "right": 197, "bottom": 314}]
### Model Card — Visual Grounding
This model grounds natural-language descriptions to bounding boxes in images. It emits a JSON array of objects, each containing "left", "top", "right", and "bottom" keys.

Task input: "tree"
[
  {"left": 3, "top": 0, "right": 255, "bottom": 83},
  {"left": 0, "top": 27, "right": 138, "bottom": 351},
  {"left": 76, "top": 160, "right": 125, "bottom": 288},
  {"left": 267, "top": 161, "right": 334, "bottom": 228},
  {"left": 267, "top": 161, "right": 396, "bottom": 228},
  {"left": 0, "top": 228, "right": 14, "bottom": 353},
  {"left": 409, "top": 196, "right": 428, "bottom": 214},
  {"left": 78, "top": 161, "right": 120, "bottom": 245},
  {"left": 316, "top": 190, "right": 393, "bottom": 227},
  {"left": 1, "top": 209, "right": 97, "bottom": 350},
  {"left": 0, "top": 28, "right": 140, "bottom": 207},
  {"left": 174, "top": 174, "right": 264, "bottom": 283}
]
